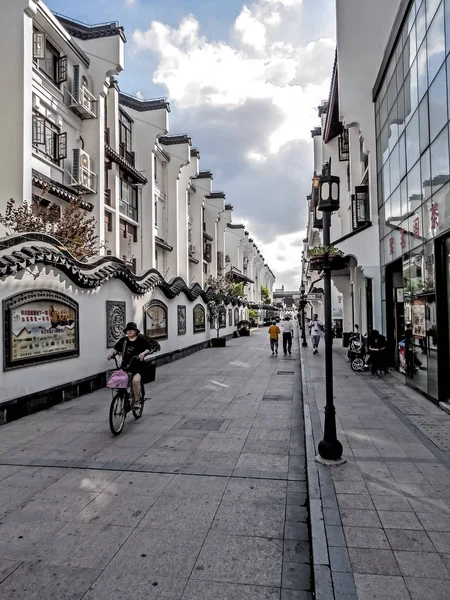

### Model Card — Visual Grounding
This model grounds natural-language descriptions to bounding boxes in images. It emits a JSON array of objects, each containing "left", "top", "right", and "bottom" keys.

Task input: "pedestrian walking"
[
  {"left": 280, "top": 316, "right": 294, "bottom": 355},
  {"left": 309, "top": 314, "right": 323, "bottom": 354},
  {"left": 268, "top": 320, "right": 281, "bottom": 355},
  {"left": 368, "top": 330, "right": 386, "bottom": 377}
]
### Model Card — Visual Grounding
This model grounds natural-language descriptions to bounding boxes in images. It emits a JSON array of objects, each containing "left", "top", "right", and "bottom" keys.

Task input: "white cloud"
[
  {"left": 131, "top": 0, "right": 335, "bottom": 287},
  {"left": 124, "top": 0, "right": 135, "bottom": 6}
]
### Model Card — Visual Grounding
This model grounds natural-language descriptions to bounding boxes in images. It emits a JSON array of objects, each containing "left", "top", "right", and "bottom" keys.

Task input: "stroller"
[{"left": 347, "top": 331, "right": 367, "bottom": 372}]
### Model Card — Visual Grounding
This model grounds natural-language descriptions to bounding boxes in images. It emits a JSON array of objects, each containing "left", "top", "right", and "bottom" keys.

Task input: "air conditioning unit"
[
  {"left": 72, "top": 148, "right": 93, "bottom": 192},
  {"left": 70, "top": 65, "right": 96, "bottom": 118},
  {"left": 189, "top": 244, "right": 196, "bottom": 255}
]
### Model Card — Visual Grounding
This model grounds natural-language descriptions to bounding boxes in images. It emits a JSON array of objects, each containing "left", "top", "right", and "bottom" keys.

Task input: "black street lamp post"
[
  {"left": 316, "top": 159, "right": 344, "bottom": 463},
  {"left": 299, "top": 283, "right": 308, "bottom": 347}
]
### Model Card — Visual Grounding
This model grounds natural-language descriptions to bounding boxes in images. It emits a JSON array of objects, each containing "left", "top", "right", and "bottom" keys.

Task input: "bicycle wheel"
[
  {"left": 109, "top": 391, "right": 126, "bottom": 435},
  {"left": 132, "top": 384, "right": 145, "bottom": 420}
]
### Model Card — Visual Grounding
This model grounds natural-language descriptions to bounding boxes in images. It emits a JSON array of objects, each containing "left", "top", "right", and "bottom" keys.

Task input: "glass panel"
[
  {"left": 391, "top": 185, "right": 402, "bottom": 220},
  {"left": 426, "top": 0, "right": 442, "bottom": 25},
  {"left": 426, "top": 292, "right": 438, "bottom": 399},
  {"left": 383, "top": 159, "right": 391, "bottom": 201},
  {"left": 446, "top": 55, "right": 450, "bottom": 124},
  {"left": 416, "top": 1, "right": 427, "bottom": 48},
  {"left": 390, "top": 144, "right": 400, "bottom": 191},
  {"left": 434, "top": 182, "right": 450, "bottom": 233},
  {"left": 429, "top": 63, "right": 447, "bottom": 141},
  {"left": 445, "top": 0, "right": 450, "bottom": 55},
  {"left": 404, "top": 60, "right": 419, "bottom": 124},
  {"left": 430, "top": 124, "right": 450, "bottom": 193},
  {"left": 380, "top": 94, "right": 388, "bottom": 129},
  {"left": 388, "top": 101, "right": 400, "bottom": 152},
  {"left": 421, "top": 149, "right": 432, "bottom": 199},
  {"left": 399, "top": 133, "right": 407, "bottom": 179},
  {"left": 398, "top": 84, "right": 407, "bottom": 135},
  {"left": 419, "top": 93, "right": 430, "bottom": 153},
  {"left": 387, "top": 73, "right": 397, "bottom": 112},
  {"left": 408, "top": 159, "right": 423, "bottom": 205},
  {"left": 417, "top": 42, "right": 428, "bottom": 100},
  {"left": 397, "top": 50, "right": 405, "bottom": 91},
  {"left": 401, "top": 177, "right": 409, "bottom": 216},
  {"left": 406, "top": 109, "right": 420, "bottom": 169},
  {"left": 427, "top": 3, "right": 445, "bottom": 83},
  {"left": 381, "top": 122, "right": 390, "bottom": 164}
]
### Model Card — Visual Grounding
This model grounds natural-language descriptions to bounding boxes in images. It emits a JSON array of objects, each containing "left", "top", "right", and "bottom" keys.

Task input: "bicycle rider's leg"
[{"left": 132, "top": 373, "right": 142, "bottom": 407}]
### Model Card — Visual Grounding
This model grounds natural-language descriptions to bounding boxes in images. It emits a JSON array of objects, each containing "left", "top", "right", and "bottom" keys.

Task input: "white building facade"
[{"left": 0, "top": 1, "right": 275, "bottom": 416}]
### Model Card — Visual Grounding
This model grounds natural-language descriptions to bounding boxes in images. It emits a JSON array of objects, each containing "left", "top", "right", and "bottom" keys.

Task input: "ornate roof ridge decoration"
[
  {"left": 225, "top": 204, "right": 233, "bottom": 211},
  {"left": 190, "top": 148, "right": 200, "bottom": 158},
  {"left": 55, "top": 13, "right": 127, "bottom": 42},
  {"left": 194, "top": 170, "right": 213, "bottom": 180},
  {"left": 105, "top": 145, "right": 148, "bottom": 184},
  {"left": 32, "top": 170, "right": 93, "bottom": 211},
  {"left": 119, "top": 92, "right": 170, "bottom": 113},
  {"left": 0, "top": 233, "right": 248, "bottom": 306},
  {"left": 206, "top": 192, "right": 226, "bottom": 199},
  {"left": 159, "top": 135, "right": 192, "bottom": 146},
  {"left": 311, "top": 126, "right": 322, "bottom": 138}
]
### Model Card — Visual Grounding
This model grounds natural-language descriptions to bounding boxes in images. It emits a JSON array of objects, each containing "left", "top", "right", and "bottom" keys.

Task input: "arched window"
[
  {"left": 234, "top": 307, "right": 239, "bottom": 325},
  {"left": 144, "top": 300, "right": 168, "bottom": 339},
  {"left": 193, "top": 304, "right": 206, "bottom": 333}
]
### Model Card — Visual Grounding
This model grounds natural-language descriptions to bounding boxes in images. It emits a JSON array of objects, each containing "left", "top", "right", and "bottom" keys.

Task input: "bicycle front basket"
[{"left": 107, "top": 369, "right": 129, "bottom": 389}]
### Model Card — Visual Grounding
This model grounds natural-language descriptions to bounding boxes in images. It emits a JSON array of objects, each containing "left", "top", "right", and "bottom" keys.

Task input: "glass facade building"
[{"left": 375, "top": 0, "right": 450, "bottom": 401}]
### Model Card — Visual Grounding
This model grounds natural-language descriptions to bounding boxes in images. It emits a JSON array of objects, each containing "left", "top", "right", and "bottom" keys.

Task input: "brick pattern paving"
[
  {"left": 0, "top": 330, "right": 311, "bottom": 600},
  {"left": 302, "top": 342, "right": 450, "bottom": 600}
]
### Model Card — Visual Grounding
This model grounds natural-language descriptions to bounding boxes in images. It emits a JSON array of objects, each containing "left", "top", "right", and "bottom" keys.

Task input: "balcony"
[
  {"left": 119, "top": 143, "right": 135, "bottom": 167},
  {"left": 119, "top": 200, "right": 138, "bottom": 222}
]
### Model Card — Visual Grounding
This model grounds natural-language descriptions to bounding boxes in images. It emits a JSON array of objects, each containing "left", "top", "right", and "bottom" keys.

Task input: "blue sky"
[{"left": 48, "top": 0, "right": 336, "bottom": 288}]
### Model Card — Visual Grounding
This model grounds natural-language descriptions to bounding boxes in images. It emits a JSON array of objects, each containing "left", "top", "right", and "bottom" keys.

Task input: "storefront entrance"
[{"left": 385, "top": 259, "right": 404, "bottom": 368}]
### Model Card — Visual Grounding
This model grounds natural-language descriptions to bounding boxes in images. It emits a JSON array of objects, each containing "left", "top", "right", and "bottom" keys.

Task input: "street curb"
[
  {"left": 299, "top": 340, "right": 358, "bottom": 600},
  {"left": 299, "top": 341, "right": 334, "bottom": 600}
]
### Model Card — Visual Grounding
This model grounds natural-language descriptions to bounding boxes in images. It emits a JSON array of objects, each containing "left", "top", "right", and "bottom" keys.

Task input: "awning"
[
  {"left": 155, "top": 237, "right": 173, "bottom": 252},
  {"left": 105, "top": 145, "right": 148, "bottom": 184},
  {"left": 230, "top": 267, "right": 254, "bottom": 284},
  {"left": 32, "top": 170, "right": 93, "bottom": 212}
]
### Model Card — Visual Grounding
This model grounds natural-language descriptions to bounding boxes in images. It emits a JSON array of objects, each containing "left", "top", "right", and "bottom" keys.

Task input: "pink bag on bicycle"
[{"left": 107, "top": 369, "right": 129, "bottom": 389}]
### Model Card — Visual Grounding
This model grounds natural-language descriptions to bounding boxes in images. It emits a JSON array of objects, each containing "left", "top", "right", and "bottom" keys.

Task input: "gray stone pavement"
[
  {"left": 302, "top": 339, "right": 450, "bottom": 600},
  {"left": 0, "top": 330, "right": 312, "bottom": 600}
]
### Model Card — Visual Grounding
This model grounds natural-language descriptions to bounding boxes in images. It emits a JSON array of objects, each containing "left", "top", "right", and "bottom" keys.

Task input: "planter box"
[
  {"left": 239, "top": 329, "right": 250, "bottom": 337},
  {"left": 309, "top": 255, "right": 345, "bottom": 272},
  {"left": 211, "top": 337, "right": 227, "bottom": 347}
]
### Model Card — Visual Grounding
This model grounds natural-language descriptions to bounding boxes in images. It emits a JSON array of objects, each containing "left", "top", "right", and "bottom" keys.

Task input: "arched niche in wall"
[
  {"left": 3, "top": 289, "right": 79, "bottom": 370},
  {"left": 144, "top": 300, "right": 168, "bottom": 340},
  {"left": 193, "top": 304, "right": 206, "bottom": 333},
  {"left": 234, "top": 307, "right": 239, "bottom": 325}
]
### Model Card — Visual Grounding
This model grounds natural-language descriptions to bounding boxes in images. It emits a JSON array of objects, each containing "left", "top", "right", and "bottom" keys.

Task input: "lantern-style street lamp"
[
  {"left": 317, "top": 159, "right": 344, "bottom": 464},
  {"left": 299, "top": 282, "right": 308, "bottom": 347}
]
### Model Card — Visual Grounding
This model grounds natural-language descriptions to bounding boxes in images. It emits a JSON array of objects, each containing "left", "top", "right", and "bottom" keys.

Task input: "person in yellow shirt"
[{"left": 268, "top": 320, "right": 281, "bottom": 355}]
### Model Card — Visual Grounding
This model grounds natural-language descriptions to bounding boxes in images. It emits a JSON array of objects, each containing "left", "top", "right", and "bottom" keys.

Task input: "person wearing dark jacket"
[{"left": 368, "top": 330, "right": 386, "bottom": 377}]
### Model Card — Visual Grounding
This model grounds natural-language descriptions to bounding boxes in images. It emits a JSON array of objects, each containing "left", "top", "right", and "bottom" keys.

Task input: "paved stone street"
[
  {"left": 303, "top": 341, "right": 450, "bottom": 600},
  {"left": 0, "top": 330, "right": 311, "bottom": 600}
]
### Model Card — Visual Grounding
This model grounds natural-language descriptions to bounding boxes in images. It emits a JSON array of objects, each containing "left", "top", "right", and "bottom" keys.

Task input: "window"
[
  {"left": 32, "top": 113, "right": 67, "bottom": 164},
  {"left": 154, "top": 197, "right": 158, "bottom": 227},
  {"left": 119, "top": 111, "right": 132, "bottom": 153},
  {"left": 33, "top": 30, "right": 67, "bottom": 85},
  {"left": 153, "top": 154, "right": 157, "bottom": 181},
  {"left": 104, "top": 211, "right": 112, "bottom": 233},
  {"left": 119, "top": 177, "right": 138, "bottom": 221},
  {"left": 352, "top": 186, "right": 371, "bottom": 230}
]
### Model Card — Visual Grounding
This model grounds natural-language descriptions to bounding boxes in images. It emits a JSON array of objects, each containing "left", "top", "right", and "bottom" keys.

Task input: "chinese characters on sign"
[
  {"left": 413, "top": 216, "right": 420, "bottom": 239},
  {"left": 9, "top": 300, "right": 77, "bottom": 365},
  {"left": 431, "top": 202, "right": 439, "bottom": 231},
  {"left": 412, "top": 299, "right": 426, "bottom": 338},
  {"left": 389, "top": 237, "right": 395, "bottom": 256},
  {"left": 401, "top": 229, "right": 406, "bottom": 249}
]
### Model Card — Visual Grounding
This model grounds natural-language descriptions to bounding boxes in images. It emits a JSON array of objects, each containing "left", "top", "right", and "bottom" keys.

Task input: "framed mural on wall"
[
  {"left": 219, "top": 308, "right": 226, "bottom": 329},
  {"left": 178, "top": 305, "right": 187, "bottom": 335},
  {"left": 106, "top": 301, "right": 126, "bottom": 348},
  {"left": 144, "top": 300, "right": 168, "bottom": 339},
  {"left": 228, "top": 309, "right": 232, "bottom": 326},
  {"left": 3, "top": 290, "right": 79, "bottom": 370},
  {"left": 193, "top": 304, "right": 206, "bottom": 333},
  {"left": 234, "top": 307, "right": 239, "bottom": 325}
]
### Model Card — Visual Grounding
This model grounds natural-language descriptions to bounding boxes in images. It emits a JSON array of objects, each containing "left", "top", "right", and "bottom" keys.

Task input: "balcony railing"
[
  {"left": 119, "top": 200, "right": 138, "bottom": 222},
  {"left": 119, "top": 144, "right": 135, "bottom": 167}
]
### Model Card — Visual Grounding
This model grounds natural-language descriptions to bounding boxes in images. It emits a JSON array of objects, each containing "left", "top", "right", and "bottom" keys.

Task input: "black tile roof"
[
  {"left": 194, "top": 171, "right": 213, "bottom": 180},
  {"left": 55, "top": 14, "right": 127, "bottom": 42},
  {"left": 159, "top": 135, "right": 192, "bottom": 146},
  {"left": 206, "top": 192, "right": 226, "bottom": 199},
  {"left": 119, "top": 92, "right": 170, "bottom": 113}
]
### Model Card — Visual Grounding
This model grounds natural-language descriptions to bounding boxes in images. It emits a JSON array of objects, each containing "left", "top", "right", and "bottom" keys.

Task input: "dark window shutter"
[
  {"left": 33, "top": 31, "right": 45, "bottom": 60},
  {"left": 57, "top": 132, "right": 67, "bottom": 160},
  {"left": 57, "top": 56, "right": 68, "bottom": 84},
  {"left": 32, "top": 114, "right": 45, "bottom": 145}
]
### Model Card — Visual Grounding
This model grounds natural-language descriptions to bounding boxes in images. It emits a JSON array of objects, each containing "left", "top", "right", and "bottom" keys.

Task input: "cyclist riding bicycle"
[{"left": 107, "top": 322, "right": 152, "bottom": 408}]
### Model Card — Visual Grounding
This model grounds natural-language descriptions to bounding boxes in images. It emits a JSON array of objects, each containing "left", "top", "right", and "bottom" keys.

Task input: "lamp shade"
[{"left": 318, "top": 173, "right": 340, "bottom": 212}]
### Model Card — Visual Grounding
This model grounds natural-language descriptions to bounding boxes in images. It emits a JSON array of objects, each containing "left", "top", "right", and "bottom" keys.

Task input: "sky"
[{"left": 48, "top": 0, "right": 336, "bottom": 290}]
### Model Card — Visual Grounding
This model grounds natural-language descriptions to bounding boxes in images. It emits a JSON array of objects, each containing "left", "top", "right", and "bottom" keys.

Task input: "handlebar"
[{"left": 113, "top": 351, "right": 156, "bottom": 369}]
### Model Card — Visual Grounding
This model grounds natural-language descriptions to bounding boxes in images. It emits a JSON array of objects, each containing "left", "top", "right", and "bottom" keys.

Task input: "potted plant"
[
  {"left": 237, "top": 319, "right": 251, "bottom": 336},
  {"left": 308, "top": 245, "right": 345, "bottom": 271}
]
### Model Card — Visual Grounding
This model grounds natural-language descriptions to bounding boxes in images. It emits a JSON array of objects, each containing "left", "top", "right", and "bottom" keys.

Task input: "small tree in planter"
[{"left": 205, "top": 274, "right": 234, "bottom": 347}]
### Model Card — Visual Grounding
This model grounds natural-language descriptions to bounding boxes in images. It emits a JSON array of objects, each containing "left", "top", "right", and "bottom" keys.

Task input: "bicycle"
[{"left": 108, "top": 354, "right": 156, "bottom": 435}]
